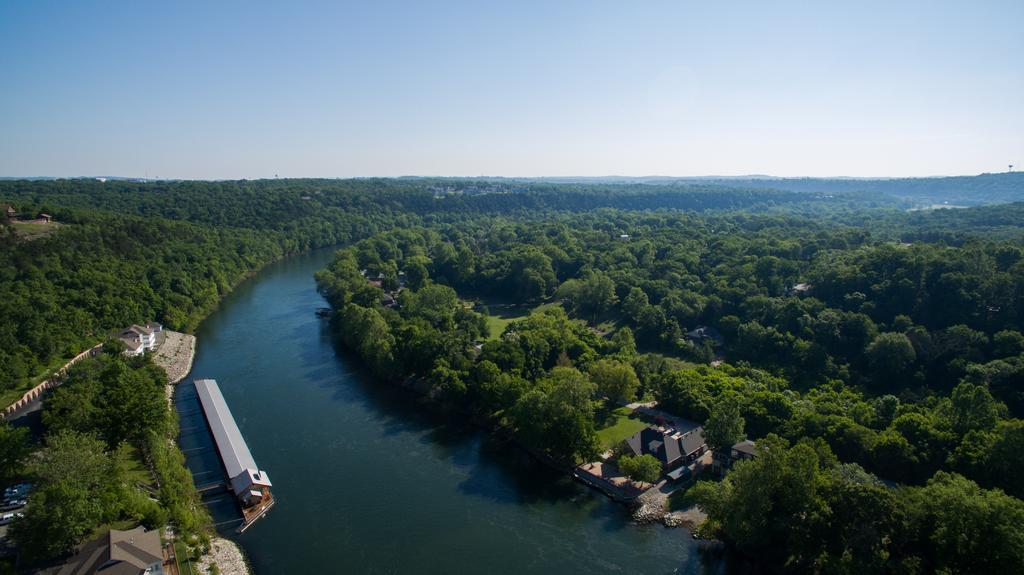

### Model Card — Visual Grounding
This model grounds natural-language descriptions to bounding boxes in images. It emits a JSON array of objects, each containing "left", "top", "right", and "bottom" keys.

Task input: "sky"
[{"left": 0, "top": 0, "right": 1021, "bottom": 179}]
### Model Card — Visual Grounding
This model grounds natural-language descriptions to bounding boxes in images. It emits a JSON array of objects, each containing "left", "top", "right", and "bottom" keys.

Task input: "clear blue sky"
[{"left": 1, "top": 1, "right": 1021, "bottom": 179}]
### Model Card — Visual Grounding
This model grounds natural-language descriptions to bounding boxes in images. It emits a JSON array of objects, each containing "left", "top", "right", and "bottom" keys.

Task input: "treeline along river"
[{"left": 175, "top": 248, "right": 725, "bottom": 574}]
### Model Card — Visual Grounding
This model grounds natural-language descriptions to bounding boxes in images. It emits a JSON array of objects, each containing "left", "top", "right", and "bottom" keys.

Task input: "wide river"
[{"left": 176, "top": 248, "right": 726, "bottom": 574}]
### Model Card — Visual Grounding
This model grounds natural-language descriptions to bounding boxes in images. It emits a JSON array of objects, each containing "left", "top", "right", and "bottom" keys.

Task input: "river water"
[{"left": 176, "top": 248, "right": 724, "bottom": 575}]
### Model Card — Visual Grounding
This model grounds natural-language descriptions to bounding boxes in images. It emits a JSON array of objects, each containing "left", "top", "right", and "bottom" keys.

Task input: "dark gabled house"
[
  {"left": 731, "top": 439, "right": 757, "bottom": 461},
  {"left": 625, "top": 426, "right": 707, "bottom": 472},
  {"left": 713, "top": 439, "right": 758, "bottom": 475}
]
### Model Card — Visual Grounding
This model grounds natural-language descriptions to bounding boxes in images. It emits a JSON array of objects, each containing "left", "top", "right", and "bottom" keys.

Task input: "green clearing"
[
  {"left": 595, "top": 406, "right": 647, "bottom": 449},
  {"left": 122, "top": 444, "right": 156, "bottom": 490},
  {"left": 10, "top": 220, "right": 61, "bottom": 241},
  {"left": 474, "top": 301, "right": 560, "bottom": 340}
]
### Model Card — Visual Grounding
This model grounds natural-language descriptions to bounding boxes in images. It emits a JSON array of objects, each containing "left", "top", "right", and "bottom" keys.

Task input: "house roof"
[
  {"left": 732, "top": 439, "right": 757, "bottom": 457},
  {"left": 56, "top": 527, "right": 161, "bottom": 575},
  {"left": 626, "top": 426, "right": 694, "bottom": 467},
  {"left": 127, "top": 323, "right": 158, "bottom": 336},
  {"left": 118, "top": 335, "right": 144, "bottom": 351},
  {"left": 108, "top": 527, "right": 162, "bottom": 569},
  {"left": 679, "top": 428, "right": 706, "bottom": 456}
]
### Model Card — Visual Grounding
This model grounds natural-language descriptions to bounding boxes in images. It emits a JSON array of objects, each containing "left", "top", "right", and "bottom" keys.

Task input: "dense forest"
[
  {"left": 3, "top": 176, "right": 1024, "bottom": 572},
  {"left": 315, "top": 200, "right": 1024, "bottom": 572}
]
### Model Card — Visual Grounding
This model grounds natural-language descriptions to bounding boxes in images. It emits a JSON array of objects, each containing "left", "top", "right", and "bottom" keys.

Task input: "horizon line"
[{"left": 1, "top": 171, "right": 1019, "bottom": 182}]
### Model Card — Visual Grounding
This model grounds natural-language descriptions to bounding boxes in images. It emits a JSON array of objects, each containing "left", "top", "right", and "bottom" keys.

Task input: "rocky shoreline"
[
  {"left": 197, "top": 537, "right": 252, "bottom": 575},
  {"left": 152, "top": 330, "right": 196, "bottom": 402},
  {"left": 630, "top": 487, "right": 707, "bottom": 531}
]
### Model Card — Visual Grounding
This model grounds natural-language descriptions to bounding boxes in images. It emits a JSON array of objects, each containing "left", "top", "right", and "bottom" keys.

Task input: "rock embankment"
[
  {"left": 152, "top": 330, "right": 196, "bottom": 401},
  {"left": 663, "top": 506, "right": 707, "bottom": 530},
  {"left": 631, "top": 486, "right": 707, "bottom": 530},
  {"left": 197, "top": 537, "right": 251, "bottom": 575},
  {"left": 632, "top": 487, "right": 669, "bottom": 524}
]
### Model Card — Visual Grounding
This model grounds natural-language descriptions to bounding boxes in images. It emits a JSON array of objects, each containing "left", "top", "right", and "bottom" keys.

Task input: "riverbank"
[{"left": 153, "top": 330, "right": 197, "bottom": 405}]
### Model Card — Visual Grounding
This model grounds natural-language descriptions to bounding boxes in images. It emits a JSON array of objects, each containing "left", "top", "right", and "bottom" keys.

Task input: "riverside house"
[
  {"left": 625, "top": 425, "right": 707, "bottom": 475},
  {"left": 56, "top": 526, "right": 164, "bottom": 575},
  {"left": 712, "top": 439, "right": 758, "bottom": 475},
  {"left": 116, "top": 323, "right": 162, "bottom": 356}
]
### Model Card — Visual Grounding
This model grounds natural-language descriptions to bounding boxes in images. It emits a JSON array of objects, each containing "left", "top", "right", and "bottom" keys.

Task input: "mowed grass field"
[
  {"left": 595, "top": 406, "right": 647, "bottom": 449},
  {"left": 475, "top": 301, "right": 560, "bottom": 340},
  {"left": 11, "top": 220, "right": 61, "bottom": 240}
]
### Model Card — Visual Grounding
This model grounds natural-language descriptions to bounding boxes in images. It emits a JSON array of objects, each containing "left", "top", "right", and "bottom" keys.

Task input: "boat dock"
[{"left": 193, "top": 378, "right": 275, "bottom": 533}]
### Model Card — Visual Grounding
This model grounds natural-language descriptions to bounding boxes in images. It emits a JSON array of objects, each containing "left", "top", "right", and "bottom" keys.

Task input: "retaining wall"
[{"left": 1, "top": 343, "right": 104, "bottom": 420}]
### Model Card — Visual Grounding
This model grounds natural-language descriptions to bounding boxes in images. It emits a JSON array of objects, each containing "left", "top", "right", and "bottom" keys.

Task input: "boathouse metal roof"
[{"left": 194, "top": 379, "right": 271, "bottom": 491}]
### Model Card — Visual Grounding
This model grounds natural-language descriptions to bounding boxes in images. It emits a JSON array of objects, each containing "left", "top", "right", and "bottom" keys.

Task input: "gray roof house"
[
  {"left": 625, "top": 426, "right": 707, "bottom": 470},
  {"left": 56, "top": 526, "right": 163, "bottom": 575}
]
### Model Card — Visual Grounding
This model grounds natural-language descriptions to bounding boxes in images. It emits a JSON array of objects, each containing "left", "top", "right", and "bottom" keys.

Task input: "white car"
[
  {"left": 0, "top": 499, "right": 26, "bottom": 511},
  {"left": 0, "top": 512, "right": 23, "bottom": 525}
]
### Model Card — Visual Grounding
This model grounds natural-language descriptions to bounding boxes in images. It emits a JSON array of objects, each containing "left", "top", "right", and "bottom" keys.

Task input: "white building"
[{"left": 117, "top": 323, "right": 162, "bottom": 356}]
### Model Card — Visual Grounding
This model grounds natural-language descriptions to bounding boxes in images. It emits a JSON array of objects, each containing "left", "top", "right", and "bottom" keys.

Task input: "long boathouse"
[{"left": 194, "top": 378, "right": 274, "bottom": 532}]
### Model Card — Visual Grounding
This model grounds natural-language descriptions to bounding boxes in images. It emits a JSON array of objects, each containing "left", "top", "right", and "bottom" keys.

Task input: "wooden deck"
[{"left": 239, "top": 493, "right": 275, "bottom": 533}]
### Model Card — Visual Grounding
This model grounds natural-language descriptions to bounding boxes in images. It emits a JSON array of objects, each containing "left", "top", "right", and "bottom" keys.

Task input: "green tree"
[
  {"left": 910, "top": 472, "right": 1024, "bottom": 573},
  {"left": 404, "top": 256, "right": 431, "bottom": 291},
  {"left": 948, "top": 381, "right": 1003, "bottom": 436},
  {"left": 587, "top": 359, "right": 639, "bottom": 404},
  {"left": 866, "top": 332, "right": 916, "bottom": 382},
  {"left": 618, "top": 454, "right": 661, "bottom": 483},
  {"left": 704, "top": 399, "right": 746, "bottom": 453},
  {"left": 691, "top": 434, "right": 828, "bottom": 568},
  {"left": 12, "top": 431, "right": 129, "bottom": 560},
  {"left": 0, "top": 421, "right": 31, "bottom": 484},
  {"left": 622, "top": 287, "right": 649, "bottom": 318}
]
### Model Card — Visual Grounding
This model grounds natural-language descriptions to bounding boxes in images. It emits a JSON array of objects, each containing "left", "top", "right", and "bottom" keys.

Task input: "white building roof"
[{"left": 194, "top": 379, "right": 269, "bottom": 492}]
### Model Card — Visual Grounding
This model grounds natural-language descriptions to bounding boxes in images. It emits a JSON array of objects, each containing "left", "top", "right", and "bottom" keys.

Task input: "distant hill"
[
  {"left": 4, "top": 172, "right": 1022, "bottom": 206},
  {"left": 510, "top": 173, "right": 1024, "bottom": 206}
]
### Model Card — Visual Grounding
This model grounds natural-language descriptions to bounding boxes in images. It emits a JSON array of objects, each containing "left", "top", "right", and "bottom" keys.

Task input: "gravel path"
[{"left": 196, "top": 538, "right": 251, "bottom": 575}]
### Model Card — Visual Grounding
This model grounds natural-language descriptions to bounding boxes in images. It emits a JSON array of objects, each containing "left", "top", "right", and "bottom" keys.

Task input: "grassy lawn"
[
  {"left": 595, "top": 406, "right": 647, "bottom": 449},
  {"left": 11, "top": 220, "right": 61, "bottom": 241},
  {"left": 475, "top": 301, "right": 558, "bottom": 340},
  {"left": 122, "top": 444, "right": 157, "bottom": 490}
]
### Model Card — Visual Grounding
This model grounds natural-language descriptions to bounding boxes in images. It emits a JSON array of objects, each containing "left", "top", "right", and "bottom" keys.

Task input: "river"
[{"left": 175, "top": 248, "right": 726, "bottom": 575}]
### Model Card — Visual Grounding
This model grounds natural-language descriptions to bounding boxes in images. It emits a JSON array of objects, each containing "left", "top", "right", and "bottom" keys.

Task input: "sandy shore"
[
  {"left": 153, "top": 330, "right": 196, "bottom": 402},
  {"left": 196, "top": 538, "right": 251, "bottom": 575}
]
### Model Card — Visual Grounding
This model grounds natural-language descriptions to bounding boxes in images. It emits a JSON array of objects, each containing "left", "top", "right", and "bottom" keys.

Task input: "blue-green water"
[{"left": 177, "top": 248, "right": 724, "bottom": 574}]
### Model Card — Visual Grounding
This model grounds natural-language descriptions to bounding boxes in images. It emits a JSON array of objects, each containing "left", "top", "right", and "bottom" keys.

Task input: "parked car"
[
  {"left": 3, "top": 483, "right": 31, "bottom": 498},
  {"left": 0, "top": 499, "right": 26, "bottom": 511},
  {"left": 0, "top": 512, "right": 23, "bottom": 525}
]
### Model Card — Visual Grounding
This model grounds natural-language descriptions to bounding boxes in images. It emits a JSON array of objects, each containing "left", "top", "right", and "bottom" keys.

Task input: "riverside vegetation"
[{"left": 2, "top": 175, "right": 1024, "bottom": 572}]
